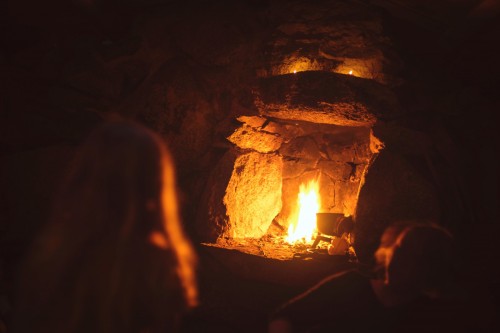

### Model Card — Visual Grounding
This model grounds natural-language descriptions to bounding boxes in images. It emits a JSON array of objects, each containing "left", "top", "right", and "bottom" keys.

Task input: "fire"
[
  {"left": 348, "top": 70, "right": 353, "bottom": 75},
  {"left": 287, "top": 180, "right": 320, "bottom": 243}
]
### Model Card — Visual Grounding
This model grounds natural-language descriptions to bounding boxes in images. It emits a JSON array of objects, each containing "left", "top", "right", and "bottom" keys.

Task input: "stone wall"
[
  {"left": 3, "top": 0, "right": 457, "bottom": 264},
  {"left": 196, "top": 67, "right": 397, "bottom": 243}
]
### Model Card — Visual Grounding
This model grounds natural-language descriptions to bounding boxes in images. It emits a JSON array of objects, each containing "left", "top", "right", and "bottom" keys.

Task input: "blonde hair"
[
  {"left": 159, "top": 141, "right": 198, "bottom": 307},
  {"left": 13, "top": 120, "right": 197, "bottom": 333}
]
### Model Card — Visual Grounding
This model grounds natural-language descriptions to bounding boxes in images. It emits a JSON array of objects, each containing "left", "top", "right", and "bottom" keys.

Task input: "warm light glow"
[
  {"left": 287, "top": 180, "right": 320, "bottom": 243},
  {"left": 160, "top": 153, "right": 198, "bottom": 307},
  {"left": 349, "top": 70, "right": 353, "bottom": 75},
  {"left": 283, "top": 57, "right": 322, "bottom": 75}
]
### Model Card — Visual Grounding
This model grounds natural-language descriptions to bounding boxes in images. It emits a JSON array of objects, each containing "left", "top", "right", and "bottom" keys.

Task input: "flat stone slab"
[{"left": 254, "top": 71, "right": 400, "bottom": 126}]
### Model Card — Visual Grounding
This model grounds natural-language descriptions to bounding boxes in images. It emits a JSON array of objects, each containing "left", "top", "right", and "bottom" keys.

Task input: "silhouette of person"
[
  {"left": 268, "top": 221, "right": 481, "bottom": 333},
  {"left": 11, "top": 120, "right": 197, "bottom": 333}
]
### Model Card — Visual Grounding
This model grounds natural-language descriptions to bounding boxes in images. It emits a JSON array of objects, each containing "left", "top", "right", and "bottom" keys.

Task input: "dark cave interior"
[{"left": 1, "top": 0, "right": 499, "bottom": 332}]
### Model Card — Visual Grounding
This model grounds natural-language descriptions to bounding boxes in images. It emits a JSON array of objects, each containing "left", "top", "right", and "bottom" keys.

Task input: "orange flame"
[{"left": 287, "top": 180, "right": 320, "bottom": 243}]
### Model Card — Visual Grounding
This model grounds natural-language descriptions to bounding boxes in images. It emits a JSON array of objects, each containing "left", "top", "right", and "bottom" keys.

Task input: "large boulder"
[
  {"left": 197, "top": 150, "right": 283, "bottom": 241},
  {"left": 224, "top": 152, "right": 283, "bottom": 239}
]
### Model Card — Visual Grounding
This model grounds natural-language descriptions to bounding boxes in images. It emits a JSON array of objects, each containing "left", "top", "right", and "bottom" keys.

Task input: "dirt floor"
[{"left": 181, "top": 243, "right": 359, "bottom": 333}]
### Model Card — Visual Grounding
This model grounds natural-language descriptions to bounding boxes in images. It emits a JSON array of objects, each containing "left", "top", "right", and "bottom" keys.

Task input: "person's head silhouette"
[
  {"left": 14, "top": 120, "right": 197, "bottom": 333},
  {"left": 375, "top": 221, "right": 455, "bottom": 299}
]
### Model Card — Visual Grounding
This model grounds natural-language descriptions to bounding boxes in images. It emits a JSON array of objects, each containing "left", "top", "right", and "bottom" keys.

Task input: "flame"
[
  {"left": 293, "top": 70, "right": 297, "bottom": 74},
  {"left": 287, "top": 180, "right": 320, "bottom": 243},
  {"left": 349, "top": 70, "right": 353, "bottom": 75}
]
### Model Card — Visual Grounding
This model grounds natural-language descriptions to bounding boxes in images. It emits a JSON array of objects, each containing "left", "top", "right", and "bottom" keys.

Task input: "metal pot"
[{"left": 316, "top": 213, "right": 354, "bottom": 236}]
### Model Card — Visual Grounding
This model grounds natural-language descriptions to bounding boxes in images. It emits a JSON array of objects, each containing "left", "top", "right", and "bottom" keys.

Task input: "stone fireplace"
[
  {"left": 196, "top": 70, "right": 397, "bottom": 258},
  {"left": 0, "top": 0, "right": 445, "bottom": 269},
  {"left": 2, "top": 0, "right": 495, "bottom": 332}
]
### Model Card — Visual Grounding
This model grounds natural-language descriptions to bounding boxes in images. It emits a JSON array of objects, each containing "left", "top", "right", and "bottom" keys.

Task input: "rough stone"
[
  {"left": 254, "top": 71, "right": 400, "bottom": 126},
  {"left": 262, "top": 121, "right": 306, "bottom": 141},
  {"left": 318, "top": 160, "right": 352, "bottom": 181},
  {"left": 330, "top": 178, "right": 363, "bottom": 216},
  {"left": 317, "top": 164, "right": 365, "bottom": 216},
  {"left": 282, "top": 157, "right": 314, "bottom": 179},
  {"left": 325, "top": 142, "right": 372, "bottom": 164},
  {"left": 227, "top": 124, "right": 283, "bottom": 153},
  {"left": 236, "top": 116, "right": 267, "bottom": 129},
  {"left": 257, "top": 0, "right": 402, "bottom": 85},
  {"left": 224, "top": 152, "right": 283, "bottom": 239},
  {"left": 279, "top": 136, "right": 321, "bottom": 160}
]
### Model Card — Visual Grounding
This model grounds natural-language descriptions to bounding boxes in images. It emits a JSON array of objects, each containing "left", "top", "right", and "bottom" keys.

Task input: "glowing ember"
[
  {"left": 293, "top": 70, "right": 297, "bottom": 74},
  {"left": 287, "top": 180, "right": 320, "bottom": 243},
  {"left": 348, "top": 70, "right": 353, "bottom": 75}
]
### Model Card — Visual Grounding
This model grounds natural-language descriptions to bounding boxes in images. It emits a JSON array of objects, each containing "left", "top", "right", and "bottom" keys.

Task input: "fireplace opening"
[
  {"left": 196, "top": 71, "right": 386, "bottom": 260},
  {"left": 224, "top": 119, "right": 380, "bottom": 259},
  {"left": 2, "top": 0, "right": 497, "bottom": 332}
]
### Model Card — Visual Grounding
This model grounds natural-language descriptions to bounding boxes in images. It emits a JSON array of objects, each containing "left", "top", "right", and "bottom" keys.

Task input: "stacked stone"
[
  {"left": 257, "top": 0, "right": 402, "bottom": 86},
  {"left": 199, "top": 69, "right": 397, "bottom": 242},
  {"left": 229, "top": 114, "right": 374, "bottom": 233}
]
